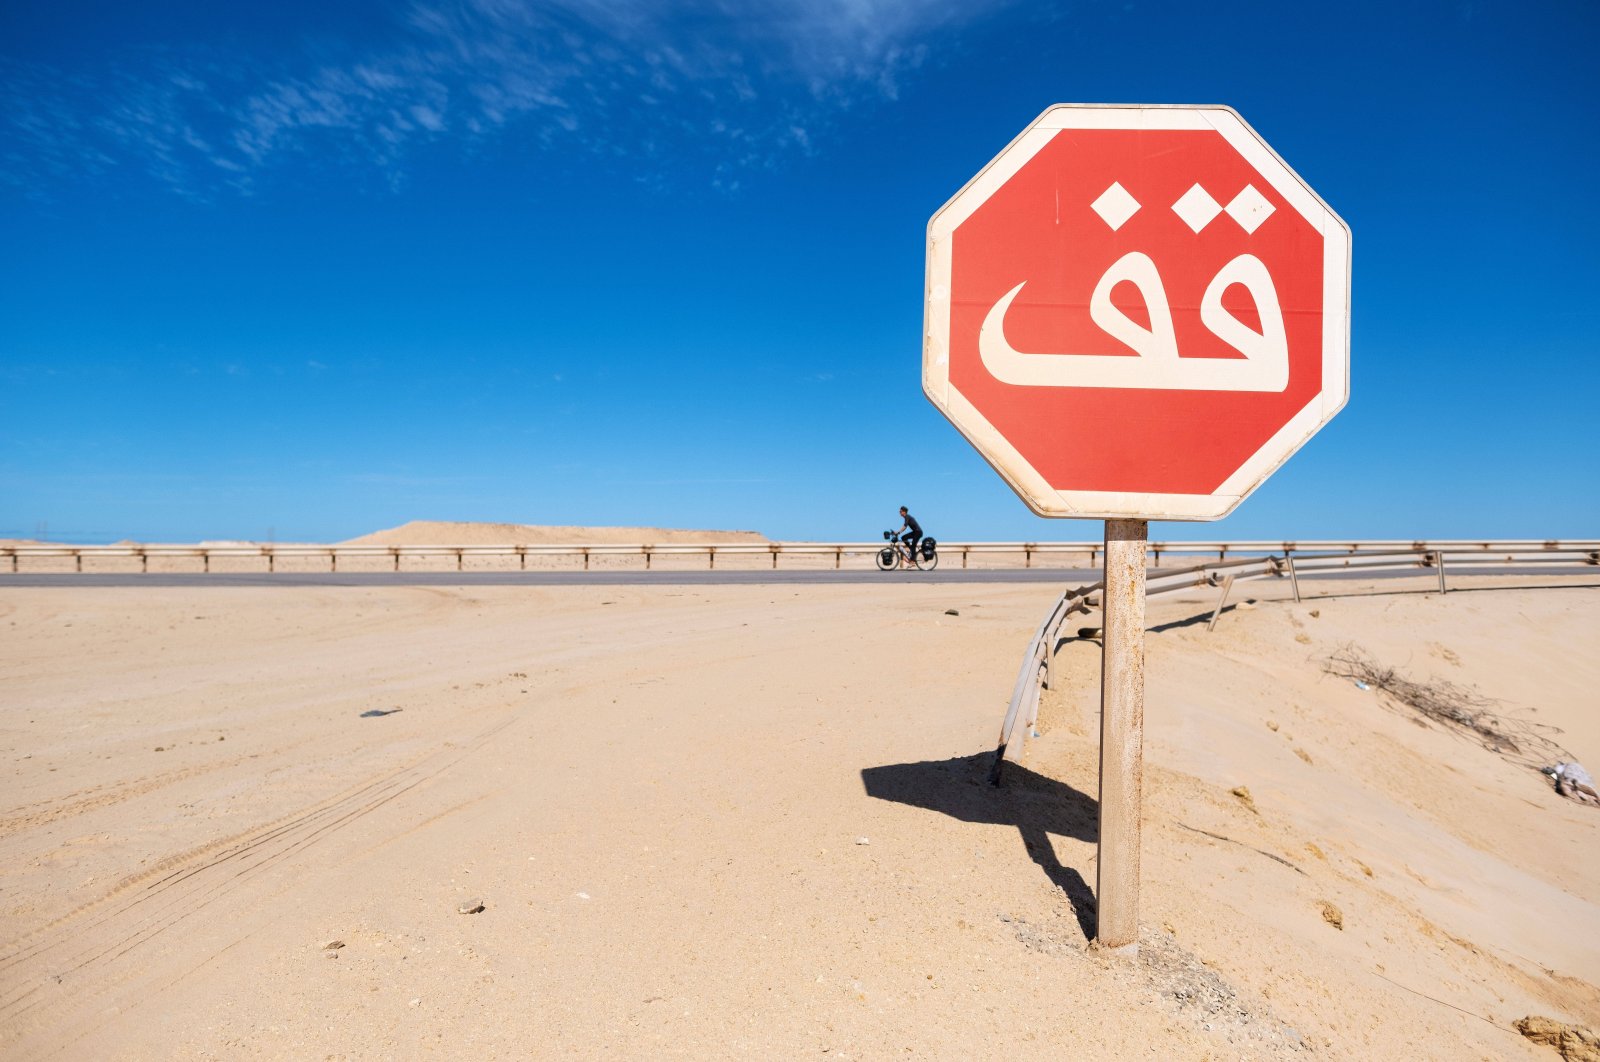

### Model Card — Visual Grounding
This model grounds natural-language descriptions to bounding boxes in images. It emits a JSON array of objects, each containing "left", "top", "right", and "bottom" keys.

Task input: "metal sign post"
[
  {"left": 922, "top": 103, "right": 1350, "bottom": 954},
  {"left": 1096, "top": 519, "right": 1146, "bottom": 952}
]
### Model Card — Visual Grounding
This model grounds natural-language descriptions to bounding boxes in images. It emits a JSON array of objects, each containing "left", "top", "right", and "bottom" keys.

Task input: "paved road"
[{"left": 0, "top": 568, "right": 1107, "bottom": 588}]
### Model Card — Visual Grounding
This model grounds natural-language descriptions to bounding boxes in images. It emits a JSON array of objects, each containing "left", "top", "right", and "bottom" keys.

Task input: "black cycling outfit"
[{"left": 899, "top": 514, "right": 923, "bottom": 561}]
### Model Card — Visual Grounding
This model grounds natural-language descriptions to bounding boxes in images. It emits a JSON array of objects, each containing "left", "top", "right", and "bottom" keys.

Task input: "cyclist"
[{"left": 896, "top": 507, "right": 923, "bottom": 566}]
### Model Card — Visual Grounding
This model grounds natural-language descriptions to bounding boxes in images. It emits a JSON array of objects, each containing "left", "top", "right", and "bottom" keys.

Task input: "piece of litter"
[
  {"left": 409, "top": 998, "right": 421, "bottom": 1007},
  {"left": 855, "top": 837, "right": 870, "bottom": 845},
  {"left": 944, "top": 609, "right": 960, "bottom": 616},
  {"left": 456, "top": 900, "right": 485, "bottom": 915},
  {"left": 1353, "top": 680, "right": 1370, "bottom": 691},
  {"left": 1544, "top": 762, "right": 1600, "bottom": 804}
]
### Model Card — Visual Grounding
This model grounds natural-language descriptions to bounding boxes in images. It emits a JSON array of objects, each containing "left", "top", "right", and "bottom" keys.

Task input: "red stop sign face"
[{"left": 924, "top": 105, "right": 1350, "bottom": 520}]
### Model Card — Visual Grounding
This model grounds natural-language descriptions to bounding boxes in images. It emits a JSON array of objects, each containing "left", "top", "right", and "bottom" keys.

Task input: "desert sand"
[
  {"left": 341, "top": 521, "right": 770, "bottom": 546},
  {"left": 1, "top": 569, "right": 1597, "bottom": 1059}
]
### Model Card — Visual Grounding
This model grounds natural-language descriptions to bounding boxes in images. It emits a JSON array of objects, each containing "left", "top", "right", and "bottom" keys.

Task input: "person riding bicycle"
[{"left": 897, "top": 507, "right": 923, "bottom": 564}]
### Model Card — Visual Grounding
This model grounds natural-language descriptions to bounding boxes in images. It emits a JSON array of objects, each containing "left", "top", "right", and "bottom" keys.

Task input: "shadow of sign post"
[{"left": 860, "top": 754, "right": 1100, "bottom": 940}]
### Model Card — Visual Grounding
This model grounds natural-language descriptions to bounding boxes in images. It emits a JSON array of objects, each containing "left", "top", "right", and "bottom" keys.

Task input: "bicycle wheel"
[
  {"left": 915, "top": 550, "right": 940, "bottom": 571},
  {"left": 875, "top": 547, "right": 898, "bottom": 571}
]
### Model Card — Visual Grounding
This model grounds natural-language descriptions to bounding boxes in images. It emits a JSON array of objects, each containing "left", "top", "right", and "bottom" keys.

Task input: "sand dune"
[
  {"left": 0, "top": 575, "right": 1595, "bottom": 1059},
  {"left": 341, "top": 520, "right": 770, "bottom": 546}
]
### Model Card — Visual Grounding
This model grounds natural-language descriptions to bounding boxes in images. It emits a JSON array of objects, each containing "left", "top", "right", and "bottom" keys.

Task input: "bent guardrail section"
[{"left": 988, "top": 544, "right": 1600, "bottom": 783}]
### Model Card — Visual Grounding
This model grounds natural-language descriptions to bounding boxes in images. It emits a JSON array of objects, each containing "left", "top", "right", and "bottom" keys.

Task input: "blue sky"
[{"left": 2, "top": 0, "right": 1596, "bottom": 543}]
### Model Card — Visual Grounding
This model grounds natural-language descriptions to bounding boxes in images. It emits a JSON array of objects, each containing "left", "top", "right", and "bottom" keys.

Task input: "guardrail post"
[
  {"left": 581, "top": 548, "right": 590, "bottom": 571},
  {"left": 1286, "top": 552, "right": 1300, "bottom": 603},
  {"left": 202, "top": 550, "right": 210, "bottom": 574},
  {"left": 75, "top": 551, "right": 83, "bottom": 573},
  {"left": 9, "top": 550, "right": 17, "bottom": 574},
  {"left": 518, "top": 547, "right": 526, "bottom": 572},
  {"left": 835, "top": 547, "right": 841, "bottom": 570},
  {"left": 139, "top": 550, "right": 147, "bottom": 573},
  {"left": 644, "top": 548, "right": 652, "bottom": 571},
  {"left": 455, "top": 548, "right": 463, "bottom": 572},
  {"left": 329, "top": 549, "right": 337, "bottom": 573},
  {"left": 1098, "top": 518, "right": 1146, "bottom": 954},
  {"left": 770, "top": 545, "right": 779, "bottom": 570},
  {"left": 1435, "top": 551, "right": 1447, "bottom": 595},
  {"left": 961, "top": 546, "right": 969, "bottom": 569},
  {"left": 267, "top": 548, "right": 275, "bottom": 574},
  {"left": 1024, "top": 545, "right": 1033, "bottom": 568},
  {"left": 708, "top": 547, "right": 716, "bottom": 571},
  {"left": 1206, "top": 573, "right": 1236, "bottom": 632},
  {"left": 1026, "top": 657, "right": 1045, "bottom": 736}
]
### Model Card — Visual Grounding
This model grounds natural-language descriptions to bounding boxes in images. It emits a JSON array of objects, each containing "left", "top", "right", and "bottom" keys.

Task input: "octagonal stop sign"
[{"left": 924, "top": 104, "right": 1351, "bottom": 520}]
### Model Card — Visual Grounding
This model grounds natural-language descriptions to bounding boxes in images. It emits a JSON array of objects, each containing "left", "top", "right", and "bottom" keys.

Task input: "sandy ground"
[
  {"left": 340, "top": 521, "right": 772, "bottom": 546},
  {"left": 1, "top": 573, "right": 1596, "bottom": 1060}
]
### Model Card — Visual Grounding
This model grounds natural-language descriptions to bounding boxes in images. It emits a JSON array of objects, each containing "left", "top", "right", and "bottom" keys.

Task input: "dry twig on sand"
[{"left": 1323, "top": 645, "right": 1571, "bottom": 771}]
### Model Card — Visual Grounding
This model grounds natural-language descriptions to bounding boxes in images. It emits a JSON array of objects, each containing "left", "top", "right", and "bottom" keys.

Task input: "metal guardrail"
[
  {"left": 3, "top": 538, "right": 1597, "bottom": 574},
  {"left": 988, "top": 544, "right": 1600, "bottom": 782}
]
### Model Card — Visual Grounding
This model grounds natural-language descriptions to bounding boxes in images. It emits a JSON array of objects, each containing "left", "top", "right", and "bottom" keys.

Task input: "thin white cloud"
[{"left": 2, "top": 0, "right": 1002, "bottom": 197}]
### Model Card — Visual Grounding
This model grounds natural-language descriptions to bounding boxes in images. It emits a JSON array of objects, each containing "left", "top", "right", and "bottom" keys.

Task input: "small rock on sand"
[
  {"left": 457, "top": 899, "right": 485, "bottom": 915},
  {"left": 1515, "top": 1015, "right": 1600, "bottom": 1061}
]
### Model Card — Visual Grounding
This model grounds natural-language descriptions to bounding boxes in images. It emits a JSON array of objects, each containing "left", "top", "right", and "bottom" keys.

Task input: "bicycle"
[{"left": 876, "top": 530, "right": 939, "bottom": 571}]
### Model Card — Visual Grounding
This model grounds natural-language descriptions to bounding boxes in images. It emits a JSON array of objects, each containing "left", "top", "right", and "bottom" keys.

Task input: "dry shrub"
[{"left": 1323, "top": 645, "right": 1571, "bottom": 771}]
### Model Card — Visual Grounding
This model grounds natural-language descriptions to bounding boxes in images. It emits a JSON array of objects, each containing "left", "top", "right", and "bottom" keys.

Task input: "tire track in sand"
[{"left": 0, "top": 713, "right": 518, "bottom": 1055}]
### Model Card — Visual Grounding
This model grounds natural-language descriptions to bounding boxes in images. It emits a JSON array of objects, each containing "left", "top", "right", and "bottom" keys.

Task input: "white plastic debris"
[{"left": 1544, "top": 762, "right": 1599, "bottom": 804}]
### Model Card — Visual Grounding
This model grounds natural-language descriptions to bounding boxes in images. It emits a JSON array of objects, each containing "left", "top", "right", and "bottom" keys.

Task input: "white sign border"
[{"left": 923, "top": 103, "right": 1351, "bottom": 521}]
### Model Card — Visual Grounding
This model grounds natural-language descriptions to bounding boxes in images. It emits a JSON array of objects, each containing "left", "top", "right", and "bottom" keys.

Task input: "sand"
[
  {"left": 340, "top": 521, "right": 771, "bottom": 546},
  {"left": 1, "top": 573, "right": 1596, "bottom": 1059}
]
